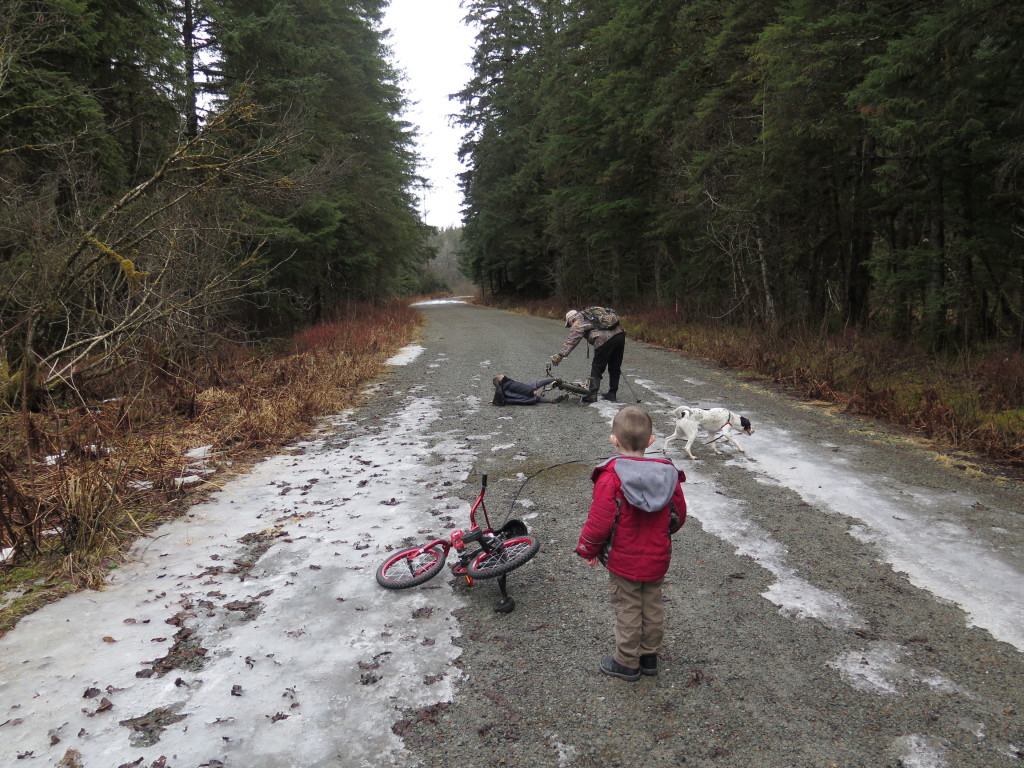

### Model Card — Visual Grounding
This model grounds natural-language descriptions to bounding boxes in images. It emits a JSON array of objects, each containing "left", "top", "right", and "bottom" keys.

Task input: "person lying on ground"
[{"left": 492, "top": 374, "right": 568, "bottom": 406}]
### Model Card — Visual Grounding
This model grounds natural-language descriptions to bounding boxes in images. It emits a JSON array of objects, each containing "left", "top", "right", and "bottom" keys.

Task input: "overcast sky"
[{"left": 383, "top": 0, "right": 477, "bottom": 230}]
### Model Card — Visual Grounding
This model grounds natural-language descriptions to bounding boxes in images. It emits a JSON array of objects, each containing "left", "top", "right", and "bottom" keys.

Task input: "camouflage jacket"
[{"left": 557, "top": 316, "right": 625, "bottom": 359}]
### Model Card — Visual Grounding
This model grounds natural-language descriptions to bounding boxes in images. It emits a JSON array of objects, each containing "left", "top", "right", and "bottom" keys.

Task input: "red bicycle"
[{"left": 375, "top": 474, "right": 539, "bottom": 613}]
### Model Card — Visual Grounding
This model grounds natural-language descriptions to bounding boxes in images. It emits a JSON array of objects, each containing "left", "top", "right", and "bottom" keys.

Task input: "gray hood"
[{"left": 612, "top": 457, "right": 679, "bottom": 512}]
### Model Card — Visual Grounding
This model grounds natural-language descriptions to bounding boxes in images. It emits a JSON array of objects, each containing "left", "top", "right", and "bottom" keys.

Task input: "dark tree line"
[
  {"left": 0, "top": 0, "right": 429, "bottom": 406},
  {"left": 456, "top": 0, "right": 1024, "bottom": 350}
]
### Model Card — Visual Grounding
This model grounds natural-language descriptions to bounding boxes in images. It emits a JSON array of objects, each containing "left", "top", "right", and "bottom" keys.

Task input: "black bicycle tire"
[
  {"left": 466, "top": 536, "right": 540, "bottom": 579},
  {"left": 558, "top": 381, "right": 591, "bottom": 396},
  {"left": 376, "top": 545, "right": 446, "bottom": 589}
]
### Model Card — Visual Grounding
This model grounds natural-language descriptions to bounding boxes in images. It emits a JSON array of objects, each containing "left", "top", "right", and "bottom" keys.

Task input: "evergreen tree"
[
  {"left": 212, "top": 0, "right": 429, "bottom": 322},
  {"left": 457, "top": 0, "right": 561, "bottom": 298}
]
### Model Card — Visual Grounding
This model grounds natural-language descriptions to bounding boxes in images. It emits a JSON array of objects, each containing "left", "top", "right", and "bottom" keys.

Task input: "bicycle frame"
[
  {"left": 409, "top": 474, "right": 497, "bottom": 584},
  {"left": 375, "top": 473, "right": 538, "bottom": 613},
  {"left": 542, "top": 363, "right": 591, "bottom": 397}
]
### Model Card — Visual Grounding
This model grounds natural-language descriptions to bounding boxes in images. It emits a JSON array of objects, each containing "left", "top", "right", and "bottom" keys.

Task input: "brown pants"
[{"left": 608, "top": 572, "right": 665, "bottom": 668}]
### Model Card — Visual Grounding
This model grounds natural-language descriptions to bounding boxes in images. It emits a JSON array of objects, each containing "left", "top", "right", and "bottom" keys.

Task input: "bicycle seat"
[{"left": 498, "top": 519, "right": 529, "bottom": 539}]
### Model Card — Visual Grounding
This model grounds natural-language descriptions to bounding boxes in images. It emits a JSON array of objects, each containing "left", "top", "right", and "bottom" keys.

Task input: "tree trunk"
[
  {"left": 924, "top": 172, "right": 947, "bottom": 349},
  {"left": 183, "top": 0, "right": 199, "bottom": 138}
]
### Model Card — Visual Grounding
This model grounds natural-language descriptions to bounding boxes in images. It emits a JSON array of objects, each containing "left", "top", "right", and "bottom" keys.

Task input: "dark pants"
[
  {"left": 529, "top": 376, "right": 559, "bottom": 403},
  {"left": 590, "top": 332, "right": 626, "bottom": 393}
]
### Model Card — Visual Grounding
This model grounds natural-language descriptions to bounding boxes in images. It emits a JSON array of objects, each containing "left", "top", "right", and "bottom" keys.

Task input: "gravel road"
[
  {"left": 360, "top": 301, "right": 1024, "bottom": 768},
  {"left": 2, "top": 300, "right": 1021, "bottom": 768}
]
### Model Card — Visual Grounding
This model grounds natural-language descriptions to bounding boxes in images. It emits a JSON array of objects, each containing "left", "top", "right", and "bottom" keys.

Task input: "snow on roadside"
[
  {"left": 385, "top": 344, "right": 425, "bottom": 366},
  {"left": 747, "top": 425, "right": 1024, "bottom": 651},
  {"left": 0, "top": 390, "right": 475, "bottom": 767}
]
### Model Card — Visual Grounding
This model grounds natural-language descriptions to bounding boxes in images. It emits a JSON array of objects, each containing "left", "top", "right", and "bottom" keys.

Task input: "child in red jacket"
[{"left": 576, "top": 406, "right": 686, "bottom": 681}]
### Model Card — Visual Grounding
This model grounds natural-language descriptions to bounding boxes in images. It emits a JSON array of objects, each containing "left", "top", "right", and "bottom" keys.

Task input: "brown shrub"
[{"left": 0, "top": 300, "right": 422, "bottom": 601}]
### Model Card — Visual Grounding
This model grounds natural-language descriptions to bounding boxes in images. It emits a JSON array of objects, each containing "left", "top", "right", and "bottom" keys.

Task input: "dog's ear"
[{"left": 740, "top": 416, "right": 753, "bottom": 433}]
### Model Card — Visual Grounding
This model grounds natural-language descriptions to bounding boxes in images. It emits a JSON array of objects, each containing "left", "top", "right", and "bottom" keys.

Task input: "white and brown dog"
[{"left": 663, "top": 406, "right": 754, "bottom": 459}]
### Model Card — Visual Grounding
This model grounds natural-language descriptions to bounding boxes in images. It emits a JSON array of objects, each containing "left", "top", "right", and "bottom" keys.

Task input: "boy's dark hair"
[
  {"left": 612, "top": 406, "right": 652, "bottom": 453},
  {"left": 493, "top": 374, "right": 506, "bottom": 388}
]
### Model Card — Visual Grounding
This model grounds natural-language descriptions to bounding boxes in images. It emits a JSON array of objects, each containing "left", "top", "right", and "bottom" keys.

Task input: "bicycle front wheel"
[
  {"left": 376, "top": 545, "right": 447, "bottom": 589},
  {"left": 558, "top": 381, "right": 592, "bottom": 396},
  {"left": 466, "top": 537, "right": 540, "bottom": 579}
]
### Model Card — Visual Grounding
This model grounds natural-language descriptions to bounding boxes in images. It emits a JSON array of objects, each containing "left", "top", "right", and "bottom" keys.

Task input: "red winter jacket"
[{"left": 576, "top": 456, "right": 686, "bottom": 582}]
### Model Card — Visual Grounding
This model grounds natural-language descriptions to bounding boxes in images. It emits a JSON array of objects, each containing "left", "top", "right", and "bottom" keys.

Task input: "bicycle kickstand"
[{"left": 493, "top": 574, "right": 515, "bottom": 614}]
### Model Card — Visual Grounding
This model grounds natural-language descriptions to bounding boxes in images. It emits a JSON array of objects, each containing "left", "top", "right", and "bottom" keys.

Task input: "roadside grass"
[
  {"left": 0, "top": 301, "right": 421, "bottom": 636},
  {"left": 494, "top": 298, "right": 1023, "bottom": 472}
]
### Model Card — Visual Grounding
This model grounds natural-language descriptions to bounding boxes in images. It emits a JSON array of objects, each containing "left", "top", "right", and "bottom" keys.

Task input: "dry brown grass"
[
  {"left": 0, "top": 300, "right": 421, "bottom": 634},
  {"left": 628, "top": 313, "right": 1024, "bottom": 471}
]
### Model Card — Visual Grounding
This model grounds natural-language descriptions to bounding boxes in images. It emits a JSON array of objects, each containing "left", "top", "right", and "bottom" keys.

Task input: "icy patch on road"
[
  {"left": 411, "top": 297, "right": 473, "bottom": 306},
  {"left": 682, "top": 473, "right": 863, "bottom": 631},
  {"left": 746, "top": 426, "right": 1024, "bottom": 651},
  {"left": 827, "top": 642, "right": 962, "bottom": 696},
  {"left": 549, "top": 733, "right": 579, "bottom": 767},
  {"left": 893, "top": 734, "right": 949, "bottom": 767},
  {"left": 0, "top": 396, "right": 474, "bottom": 768},
  {"left": 386, "top": 344, "right": 425, "bottom": 365}
]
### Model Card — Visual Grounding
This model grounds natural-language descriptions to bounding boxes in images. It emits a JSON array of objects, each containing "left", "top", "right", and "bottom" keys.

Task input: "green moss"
[{"left": 0, "top": 554, "right": 77, "bottom": 636}]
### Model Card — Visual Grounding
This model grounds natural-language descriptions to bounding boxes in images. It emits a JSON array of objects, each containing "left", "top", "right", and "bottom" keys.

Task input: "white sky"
[
  {"left": 383, "top": 0, "right": 476, "bottom": 230},
  {"left": 2, "top": 300, "right": 1023, "bottom": 766}
]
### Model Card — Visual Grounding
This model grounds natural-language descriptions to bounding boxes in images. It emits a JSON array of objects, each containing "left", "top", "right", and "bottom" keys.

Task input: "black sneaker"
[
  {"left": 599, "top": 655, "right": 640, "bottom": 681},
  {"left": 582, "top": 393, "right": 598, "bottom": 403},
  {"left": 600, "top": 392, "right": 617, "bottom": 402},
  {"left": 639, "top": 654, "right": 657, "bottom": 676}
]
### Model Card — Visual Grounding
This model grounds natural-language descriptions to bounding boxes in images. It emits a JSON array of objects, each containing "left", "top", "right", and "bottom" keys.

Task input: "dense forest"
[
  {"left": 424, "top": 226, "right": 476, "bottom": 295},
  {"left": 456, "top": 0, "right": 1024, "bottom": 352},
  {"left": 0, "top": 0, "right": 431, "bottom": 407}
]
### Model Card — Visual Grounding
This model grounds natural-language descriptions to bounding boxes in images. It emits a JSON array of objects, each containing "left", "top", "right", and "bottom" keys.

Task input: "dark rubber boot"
[
  {"left": 600, "top": 655, "right": 640, "bottom": 681},
  {"left": 639, "top": 654, "right": 658, "bottom": 676},
  {"left": 600, "top": 390, "right": 617, "bottom": 402},
  {"left": 582, "top": 377, "right": 600, "bottom": 403}
]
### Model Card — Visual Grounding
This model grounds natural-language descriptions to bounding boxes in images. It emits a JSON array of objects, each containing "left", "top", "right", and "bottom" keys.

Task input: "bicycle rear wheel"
[
  {"left": 376, "top": 545, "right": 447, "bottom": 589},
  {"left": 466, "top": 537, "right": 540, "bottom": 579},
  {"left": 557, "top": 380, "right": 591, "bottom": 396}
]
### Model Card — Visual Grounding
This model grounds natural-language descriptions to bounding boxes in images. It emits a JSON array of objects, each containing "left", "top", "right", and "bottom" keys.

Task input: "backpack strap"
[{"left": 598, "top": 497, "right": 622, "bottom": 566}]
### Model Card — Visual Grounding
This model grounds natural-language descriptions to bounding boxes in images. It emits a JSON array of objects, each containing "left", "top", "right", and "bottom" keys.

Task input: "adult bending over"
[{"left": 550, "top": 308, "right": 626, "bottom": 402}]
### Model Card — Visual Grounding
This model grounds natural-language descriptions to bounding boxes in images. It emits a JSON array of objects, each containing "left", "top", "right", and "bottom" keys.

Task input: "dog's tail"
[{"left": 674, "top": 406, "right": 694, "bottom": 420}]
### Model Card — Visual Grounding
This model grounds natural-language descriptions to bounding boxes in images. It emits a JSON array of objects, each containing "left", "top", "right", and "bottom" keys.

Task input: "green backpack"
[{"left": 581, "top": 306, "right": 621, "bottom": 330}]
